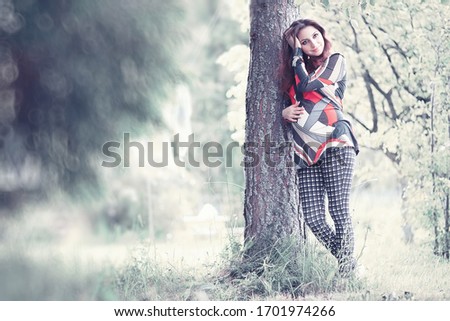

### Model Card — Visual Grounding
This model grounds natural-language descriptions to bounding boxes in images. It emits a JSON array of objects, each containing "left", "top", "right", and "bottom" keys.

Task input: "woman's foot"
[{"left": 337, "top": 257, "right": 357, "bottom": 278}]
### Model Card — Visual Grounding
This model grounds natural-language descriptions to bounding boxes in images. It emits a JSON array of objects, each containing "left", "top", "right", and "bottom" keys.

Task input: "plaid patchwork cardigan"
[{"left": 287, "top": 50, "right": 359, "bottom": 168}]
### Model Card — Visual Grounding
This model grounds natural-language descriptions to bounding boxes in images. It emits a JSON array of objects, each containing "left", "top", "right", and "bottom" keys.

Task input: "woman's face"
[{"left": 297, "top": 26, "right": 324, "bottom": 57}]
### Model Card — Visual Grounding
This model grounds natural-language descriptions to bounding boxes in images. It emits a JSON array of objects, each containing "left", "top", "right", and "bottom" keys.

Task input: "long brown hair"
[{"left": 278, "top": 19, "right": 332, "bottom": 96}]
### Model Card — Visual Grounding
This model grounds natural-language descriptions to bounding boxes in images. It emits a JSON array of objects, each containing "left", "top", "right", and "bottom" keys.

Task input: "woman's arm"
[{"left": 293, "top": 51, "right": 346, "bottom": 93}]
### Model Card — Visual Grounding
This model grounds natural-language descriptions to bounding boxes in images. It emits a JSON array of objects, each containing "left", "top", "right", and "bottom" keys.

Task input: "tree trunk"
[
  {"left": 444, "top": 193, "right": 449, "bottom": 259},
  {"left": 243, "top": 0, "right": 302, "bottom": 264},
  {"left": 444, "top": 112, "right": 450, "bottom": 259},
  {"left": 400, "top": 177, "right": 414, "bottom": 244}
]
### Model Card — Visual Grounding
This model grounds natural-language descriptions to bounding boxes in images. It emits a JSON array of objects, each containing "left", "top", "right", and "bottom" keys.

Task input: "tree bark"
[
  {"left": 243, "top": 0, "right": 302, "bottom": 264},
  {"left": 444, "top": 193, "right": 449, "bottom": 259},
  {"left": 445, "top": 111, "right": 450, "bottom": 259}
]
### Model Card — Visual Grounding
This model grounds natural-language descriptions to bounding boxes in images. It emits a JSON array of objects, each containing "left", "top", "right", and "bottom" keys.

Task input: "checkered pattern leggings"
[{"left": 298, "top": 147, "right": 356, "bottom": 260}]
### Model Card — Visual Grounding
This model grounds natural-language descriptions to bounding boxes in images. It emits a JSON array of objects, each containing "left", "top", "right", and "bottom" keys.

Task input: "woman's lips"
[{"left": 311, "top": 46, "right": 322, "bottom": 54}]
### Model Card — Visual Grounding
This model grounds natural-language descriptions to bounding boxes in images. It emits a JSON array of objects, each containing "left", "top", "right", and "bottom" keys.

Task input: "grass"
[
  {"left": 0, "top": 186, "right": 449, "bottom": 301},
  {"left": 0, "top": 232, "right": 448, "bottom": 301},
  {"left": 0, "top": 246, "right": 118, "bottom": 300},
  {"left": 213, "top": 235, "right": 363, "bottom": 300},
  {"left": 0, "top": 231, "right": 378, "bottom": 301}
]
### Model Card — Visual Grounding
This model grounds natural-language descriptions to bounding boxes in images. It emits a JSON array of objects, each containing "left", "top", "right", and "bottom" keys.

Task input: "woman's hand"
[
  {"left": 286, "top": 28, "right": 301, "bottom": 49},
  {"left": 282, "top": 101, "right": 305, "bottom": 123}
]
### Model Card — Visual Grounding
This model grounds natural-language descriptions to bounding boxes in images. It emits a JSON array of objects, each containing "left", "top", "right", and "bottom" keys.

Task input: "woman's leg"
[
  {"left": 298, "top": 166, "right": 336, "bottom": 253},
  {"left": 321, "top": 147, "right": 356, "bottom": 274}
]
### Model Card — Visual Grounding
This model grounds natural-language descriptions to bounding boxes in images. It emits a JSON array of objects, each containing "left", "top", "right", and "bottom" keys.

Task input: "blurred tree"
[
  {"left": 0, "top": 0, "right": 184, "bottom": 209},
  {"left": 89, "top": 0, "right": 249, "bottom": 239},
  {"left": 179, "top": 0, "right": 248, "bottom": 222},
  {"left": 242, "top": 0, "right": 303, "bottom": 267}
]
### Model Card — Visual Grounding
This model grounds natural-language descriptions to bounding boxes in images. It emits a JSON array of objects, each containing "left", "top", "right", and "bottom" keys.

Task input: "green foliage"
[
  {"left": 0, "top": 0, "right": 185, "bottom": 199},
  {"left": 216, "top": 44, "right": 249, "bottom": 145},
  {"left": 319, "top": 0, "right": 450, "bottom": 255},
  {"left": 180, "top": 0, "right": 247, "bottom": 207}
]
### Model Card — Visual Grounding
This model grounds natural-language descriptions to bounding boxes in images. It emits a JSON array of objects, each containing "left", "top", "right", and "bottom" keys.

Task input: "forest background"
[{"left": 0, "top": 0, "right": 449, "bottom": 300}]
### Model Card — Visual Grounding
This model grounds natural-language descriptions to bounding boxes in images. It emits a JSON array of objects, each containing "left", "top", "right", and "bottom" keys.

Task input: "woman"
[{"left": 279, "top": 19, "right": 359, "bottom": 277}]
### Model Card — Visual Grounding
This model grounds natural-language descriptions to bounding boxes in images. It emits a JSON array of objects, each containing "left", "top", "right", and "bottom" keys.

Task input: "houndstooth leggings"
[{"left": 298, "top": 147, "right": 356, "bottom": 260}]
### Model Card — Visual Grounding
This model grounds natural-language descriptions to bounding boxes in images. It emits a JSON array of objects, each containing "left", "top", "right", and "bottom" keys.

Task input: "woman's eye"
[
  {"left": 301, "top": 40, "right": 308, "bottom": 46},
  {"left": 313, "top": 33, "right": 318, "bottom": 38}
]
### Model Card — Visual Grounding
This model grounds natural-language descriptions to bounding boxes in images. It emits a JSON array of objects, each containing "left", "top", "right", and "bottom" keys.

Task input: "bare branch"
[
  {"left": 361, "top": 13, "right": 431, "bottom": 104},
  {"left": 386, "top": 88, "right": 397, "bottom": 119},
  {"left": 385, "top": 42, "right": 409, "bottom": 60},
  {"left": 348, "top": 20, "right": 361, "bottom": 53},
  {"left": 364, "top": 71, "right": 397, "bottom": 119},
  {"left": 361, "top": 14, "right": 401, "bottom": 80},
  {"left": 363, "top": 144, "right": 400, "bottom": 165},
  {"left": 346, "top": 111, "right": 372, "bottom": 132},
  {"left": 363, "top": 71, "right": 378, "bottom": 132}
]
